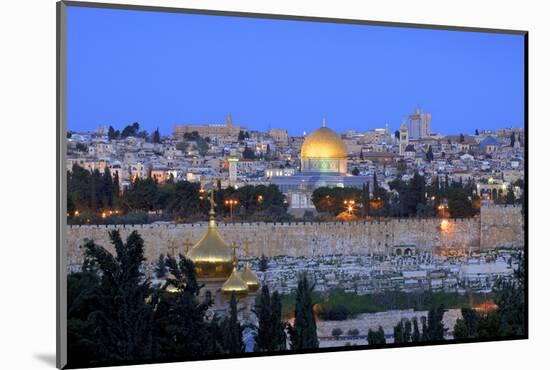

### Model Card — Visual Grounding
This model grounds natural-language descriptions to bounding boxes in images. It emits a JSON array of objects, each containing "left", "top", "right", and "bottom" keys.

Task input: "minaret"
[{"left": 399, "top": 120, "right": 409, "bottom": 156}]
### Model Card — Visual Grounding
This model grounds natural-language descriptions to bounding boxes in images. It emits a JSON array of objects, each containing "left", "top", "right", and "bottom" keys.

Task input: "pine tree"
[
  {"left": 155, "top": 254, "right": 167, "bottom": 279},
  {"left": 475, "top": 129, "right": 479, "bottom": 136},
  {"left": 84, "top": 230, "right": 153, "bottom": 362},
  {"left": 288, "top": 274, "right": 318, "bottom": 349},
  {"left": 510, "top": 132, "right": 516, "bottom": 147},
  {"left": 152, "top": 254, "right": 210, "bottom": 358}
]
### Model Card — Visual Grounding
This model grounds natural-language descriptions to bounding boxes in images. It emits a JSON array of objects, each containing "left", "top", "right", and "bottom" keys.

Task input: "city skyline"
[{"left": 67, "top": 7, "right": 524, "bottom": 137}]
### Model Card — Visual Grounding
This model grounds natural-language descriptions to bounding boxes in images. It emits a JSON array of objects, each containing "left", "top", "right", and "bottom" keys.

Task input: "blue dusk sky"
[{"left": 66, "top": 6, "right": 525, "bottom": 136}]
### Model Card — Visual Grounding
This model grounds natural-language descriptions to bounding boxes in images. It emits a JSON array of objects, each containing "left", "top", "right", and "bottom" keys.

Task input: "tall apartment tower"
[
  {"left": 399, "top": 120, "right": 409, "bottom": 156},
  {"left": 408, "top": 107, "right": 431, "bottom": 139}
]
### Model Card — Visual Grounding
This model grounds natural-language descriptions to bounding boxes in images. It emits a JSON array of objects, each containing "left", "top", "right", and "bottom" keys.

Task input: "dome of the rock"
[{"left": 300, "top": 120, "right": 348, "bottom": 174}]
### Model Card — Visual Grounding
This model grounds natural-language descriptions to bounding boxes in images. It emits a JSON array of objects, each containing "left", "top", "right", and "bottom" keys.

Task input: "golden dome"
[
  {"left": 186, "top": 189, "right": 233, "bottom": 279},
  {"left": 222, "top": 267, "right": 249, "bottom": 298},
  {"left": 240, "top": 262, "right": 260, "bottom": 293},
  {"left": 301, "top": 121, "right": 347, "bottom": 160}
]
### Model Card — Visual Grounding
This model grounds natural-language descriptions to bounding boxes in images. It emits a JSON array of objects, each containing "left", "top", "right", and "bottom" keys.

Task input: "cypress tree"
[
  {"left": 393, "top": 321, "right": 404, "bottom": 344},
  {"left": 255, "top": 285, "right": 273, "bottom": 351},
  {"left": 403, "top": 319, "right": 412, "bottom": 343},
  {"left": 367, "top": 326, "right": 386, "bottom": 345},
  {"left": 222, "top": 294, "right": 244, "bottom": 353},
  {"left": 426, "top": 305, "right": 446, "bottom": 341},
  {"left": 103, "top": 167, "right": 114, "bottom": 207},
  {"left": 271, "top": 291, "right": 287, "bottom": 350},
  {"left": 255, "top": 286, "right": 287, "bottom": 351},
  {"left": 412, "top": 317, "right": 421, "bottom": 342},
  {"left": 288, "top": 274, "right": 318, "bottom": 350},
  {"left": 453, "top": 308, "right": 480, "bottom": 339},
  {"left": 113, "top": 171, "right": 120, "bottom": 202},
  {"left": 421, "top": 316, "right": 429, "bottom": 341}
]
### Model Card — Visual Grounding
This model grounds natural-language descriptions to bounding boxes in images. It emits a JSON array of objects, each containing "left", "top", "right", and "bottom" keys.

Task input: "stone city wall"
[{"left": 65, "top": 205, "right": 524, "bottom": 266}]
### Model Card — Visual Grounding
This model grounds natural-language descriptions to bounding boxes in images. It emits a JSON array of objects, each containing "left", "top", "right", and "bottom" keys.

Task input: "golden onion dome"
[
  {"left": 240, "top": 262, "right": 260, "bottom": 293},
  {"left": 222, "top": 267, "right": 249, "bottom": 298},
  {"left": 186, "top": 190, "right": 233, "bottom": 279},
  {"left": 301, "top": 120, "right": 347, "bottom": 160}
]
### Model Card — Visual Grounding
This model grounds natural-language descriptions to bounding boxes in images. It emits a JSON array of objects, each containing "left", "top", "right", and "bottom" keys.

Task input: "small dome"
[
  {"left": 222, "top": 267, "right": 249, "bottom": 298},
  {"left": 240, "top": 262, "right": 260, "bottom": 293},
  {"left": 301, "top": 122, "right": 347, "bottom": 160}
]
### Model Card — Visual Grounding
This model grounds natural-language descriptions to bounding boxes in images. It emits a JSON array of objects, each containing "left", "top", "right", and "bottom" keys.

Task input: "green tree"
[
  {"left": 510, "top": 132, "right": 516, "bottom": 147},
  {"left": 403, "top": 319, "right": 412, "bottom": 343},
  {"left": 102, "top": 167, "right": 115, "bottom": 208},
  {"left": 108, "top": 126, "right": 120, "bottom": 140},
  {"left": 121, "top": 122, "right": 140, "bottom": 138},
  {"left": 221, "top": 294, "right": 244, "bottom": 353},
  {"left": 425, "top": 305, "right": 446, "bottom": 341},
  {"left": 152, "top": 128, "right": 161, "bottom": 143},
  {"left": 393, "top": 320, "right": 404, "bottom": 343},
  {"left": 152, "top": 254, "right": 210, "bottom": 358},
  {"left": 367, "top": 326, "right": 386, "bottom": 345},
  {"left": 255, "top": 285, "right": 273, "bottom": 351},
  {"left": 67, "top": 270, "right": 101, "bottom": 366},
  {"left": 243, "top": 145, "right": 256, "bottom": 159},
  {"left": 194, "top": 136, "right": 209, "bottom": 156},
  {"left": 352, "top": 167, "right": 360, "bottom": 176},
  {"left": 155, "top": 254, "right": 167, "bottom": 279},
  {"left": 426, "top": 145, "right": 434, "bottom": 163},
  {"left": 331, "top": 328, "right": 343, "bottom": 338},
  {"left": 412, "top": 317, "right": 421, "bottom": 342},
  {"left": 288, "top": 274, "right": 318, "bottom": 349},
  {"left": 453, "top": 308, "right": 480, "bottom": 339},
  {"left": 83, "top": 230, "right": 153, "bottom": 362}
]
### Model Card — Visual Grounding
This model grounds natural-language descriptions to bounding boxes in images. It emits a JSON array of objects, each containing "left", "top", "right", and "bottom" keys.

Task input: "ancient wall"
[{"left": 65, "top": 205, "right": 524, "bottom": 266}]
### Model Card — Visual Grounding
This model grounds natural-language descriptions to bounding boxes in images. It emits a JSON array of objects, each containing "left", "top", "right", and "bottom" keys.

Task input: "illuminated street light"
[
  {"left": 344, "top": 199, "right": 356, "bottom": 215},
  {"left": 224, "top": 199, "right": 238, "bottom": 221}
]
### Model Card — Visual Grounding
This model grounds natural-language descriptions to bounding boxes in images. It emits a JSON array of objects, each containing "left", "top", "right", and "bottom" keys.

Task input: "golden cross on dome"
[
  {"left": 183, "top": 238, "right": 193, "bottom": 254},
  {"left": 230, "top": 242, "right": 239, "bottom": 268},
  {"left": 168, "top": 242, "right": 179, "bottom": 257}
]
